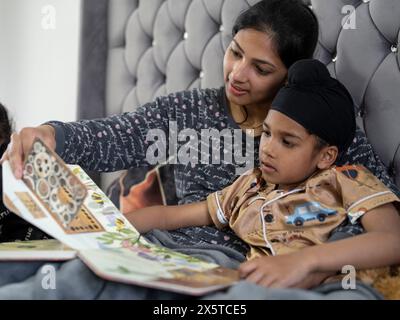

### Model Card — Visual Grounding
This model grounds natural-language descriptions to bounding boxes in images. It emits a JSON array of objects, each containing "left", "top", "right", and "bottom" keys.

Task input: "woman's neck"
[{"left": 229, "top": 102, "right": 270, "bottom": 134}]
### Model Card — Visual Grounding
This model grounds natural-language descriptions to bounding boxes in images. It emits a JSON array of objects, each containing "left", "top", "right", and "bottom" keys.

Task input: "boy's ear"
[{"left": 316, "top": 146, "right": 338, "bottom": 170}]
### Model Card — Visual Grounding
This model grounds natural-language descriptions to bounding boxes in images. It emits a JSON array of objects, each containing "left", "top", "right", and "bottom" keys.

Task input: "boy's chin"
[
  {"left": 261, "top": 173, "right": 280, "bottom": 185},
  {"left": 262, "top": 174, "right": 303, "bottom": 190}
]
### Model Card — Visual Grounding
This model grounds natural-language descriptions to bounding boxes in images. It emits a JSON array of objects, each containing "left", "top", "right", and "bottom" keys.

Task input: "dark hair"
[
  {"left": 232, "top": 0, "right": 319, "bottom": 69},
  {"left": 313, "top": 134, "right": 329, "bottom": 151},
  {"left": 0, "top": 103, "right": 12, "bottom": 156}
]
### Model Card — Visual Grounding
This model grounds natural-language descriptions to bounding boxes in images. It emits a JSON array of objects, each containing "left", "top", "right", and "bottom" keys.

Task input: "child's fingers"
[
  {"left": 238, "top": 260, "right": 258, "bottom": 277},
  {"left": 259, "top": 276, "right": 276, "bottom": 288},
  {"left": 244, "top": 269, "right": 265, "bottom": 284}
]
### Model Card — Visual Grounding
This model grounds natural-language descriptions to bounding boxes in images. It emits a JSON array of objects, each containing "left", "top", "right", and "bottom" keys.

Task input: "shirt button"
[{"left": 264, "top": 214, "right": 274, "bottom": 223}]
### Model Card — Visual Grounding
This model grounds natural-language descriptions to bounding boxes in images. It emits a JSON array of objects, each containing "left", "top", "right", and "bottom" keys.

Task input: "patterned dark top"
[
  {"left": 47, "top": 87, "right": 399, "bottom": 255},
  {"left": 0, "top": 167, "right": 50, "bottom": 242}
]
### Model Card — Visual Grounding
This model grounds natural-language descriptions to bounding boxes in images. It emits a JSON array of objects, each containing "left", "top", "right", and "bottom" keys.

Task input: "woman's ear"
[{"left": 316, "top": 146, "right": 338, "bottom": 170}]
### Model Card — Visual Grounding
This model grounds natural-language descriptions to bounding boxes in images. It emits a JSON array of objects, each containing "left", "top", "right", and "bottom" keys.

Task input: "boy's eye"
[
  {"left": 230, "top": 48, "right": 241, "bottom": 58},
  {"left": 282, "top": 139, "right": 294, "bottom": 148},
  {"left": 262, "top": 130, "right": 271, "bottom": 137}
]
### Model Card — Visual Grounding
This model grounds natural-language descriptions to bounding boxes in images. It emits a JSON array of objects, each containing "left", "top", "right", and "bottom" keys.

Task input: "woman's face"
[{"left": 224, "top": 29, "right": 288, "bottom": 110}]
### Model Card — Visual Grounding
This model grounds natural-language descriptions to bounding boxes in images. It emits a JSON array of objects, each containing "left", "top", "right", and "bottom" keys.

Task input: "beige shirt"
[{"left": 207, "top": 165, "right": 399, "bottom": 260}]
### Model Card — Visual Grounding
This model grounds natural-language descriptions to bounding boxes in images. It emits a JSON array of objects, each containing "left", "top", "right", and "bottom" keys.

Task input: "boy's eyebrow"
[
  {"left": 263, "top": 122, "right": 303, "bottom": 140},
  {"left": 232, "top": 39, "right": 276, "bottom": 69}
]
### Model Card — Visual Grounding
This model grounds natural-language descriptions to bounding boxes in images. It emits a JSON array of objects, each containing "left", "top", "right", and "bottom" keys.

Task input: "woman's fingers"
[{"left": 0, "top": 125, "right": 56, "bottom": 179}]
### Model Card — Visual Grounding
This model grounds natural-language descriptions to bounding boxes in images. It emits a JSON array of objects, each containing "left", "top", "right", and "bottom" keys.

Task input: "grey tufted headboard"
[
  {"left": 312, "top": 0, "right": 400, "bottom": 188},
  {"left": 77, "top": 0, "right": 400, "bottom": 189}
]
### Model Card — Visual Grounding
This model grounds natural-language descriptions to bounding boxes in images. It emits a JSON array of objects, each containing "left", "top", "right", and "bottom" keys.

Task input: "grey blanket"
[{"left": 0, "top": 229, "right": 383, "bottom": 299}]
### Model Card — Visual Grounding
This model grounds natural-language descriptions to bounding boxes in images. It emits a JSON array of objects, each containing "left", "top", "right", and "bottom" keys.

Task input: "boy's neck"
[{"left": 276, "top": 169, "right": 325, "bottom": 192}]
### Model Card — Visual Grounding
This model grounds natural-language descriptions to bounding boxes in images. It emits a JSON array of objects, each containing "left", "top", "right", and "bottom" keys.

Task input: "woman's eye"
[
  {"left": 262, "top": 130, "right": 271, "bottom": 137},
  {"left": 255, "top": 66, "right": 269, "bottom": 75}
]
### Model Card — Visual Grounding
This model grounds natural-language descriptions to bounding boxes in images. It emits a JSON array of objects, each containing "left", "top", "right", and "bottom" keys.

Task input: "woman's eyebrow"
[{"left": 232, "top": 39, "right": 276, "bottom": 69}]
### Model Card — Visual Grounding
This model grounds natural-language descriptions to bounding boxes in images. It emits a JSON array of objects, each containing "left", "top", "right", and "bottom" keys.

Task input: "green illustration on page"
[{"left": 2, "top": 138, "right": 239, "bottom": 295}]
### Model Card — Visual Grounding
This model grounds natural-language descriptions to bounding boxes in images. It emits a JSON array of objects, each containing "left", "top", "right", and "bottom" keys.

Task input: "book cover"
[{"left": 2, "top": 138, "right": 239, "bottom": 295}]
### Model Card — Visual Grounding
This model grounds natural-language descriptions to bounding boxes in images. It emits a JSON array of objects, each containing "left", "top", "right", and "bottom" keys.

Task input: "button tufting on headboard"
[{"left": 88, "top": 0, "right": 399, "bottom": 188}]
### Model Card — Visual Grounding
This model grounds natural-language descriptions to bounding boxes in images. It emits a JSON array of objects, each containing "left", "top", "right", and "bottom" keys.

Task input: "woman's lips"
[
  {"left": 261, "top": 162, "right": 277, "bottom": 174},
  {"left": 228, "top": 82, "right": 248, "bottom": 97}
]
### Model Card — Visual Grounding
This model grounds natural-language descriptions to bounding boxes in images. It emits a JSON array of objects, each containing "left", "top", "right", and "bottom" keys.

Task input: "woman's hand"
[
  {"left": 0, "top": 125, "right": 56, "bottom": 179},
  {"left": 238, "top": 252, "right": 317, "bottom": 289}
]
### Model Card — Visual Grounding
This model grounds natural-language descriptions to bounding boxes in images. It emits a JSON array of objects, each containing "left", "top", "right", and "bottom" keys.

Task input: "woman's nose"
[{"left": 231, "top": 62, "right": 248, "bottom": 83}]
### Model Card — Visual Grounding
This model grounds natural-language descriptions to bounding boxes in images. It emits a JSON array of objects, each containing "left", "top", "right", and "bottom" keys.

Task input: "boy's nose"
[{"left": 261, "top": 139, "right": 276, "bottom": 159}]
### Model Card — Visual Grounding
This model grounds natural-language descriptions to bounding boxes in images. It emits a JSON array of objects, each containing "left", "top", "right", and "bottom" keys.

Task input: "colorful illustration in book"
[
  {"left": 2, "top": 139, "right": 238, "bottom": 295},
  {"left": 22, "top": 139, "right": 87, "bottom": 231}
]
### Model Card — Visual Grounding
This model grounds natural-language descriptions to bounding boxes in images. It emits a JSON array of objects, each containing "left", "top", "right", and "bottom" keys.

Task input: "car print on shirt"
[{"left": 286, "top": 202, "right": 337, "bottom": 226}]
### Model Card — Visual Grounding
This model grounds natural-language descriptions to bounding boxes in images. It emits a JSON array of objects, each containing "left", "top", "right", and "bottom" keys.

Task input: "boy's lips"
[{"left": 261, "top": 161, "right": 277, "bottom": 173}]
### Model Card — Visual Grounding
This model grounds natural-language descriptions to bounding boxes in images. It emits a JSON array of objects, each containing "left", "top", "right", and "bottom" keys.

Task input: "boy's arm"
[
  {"left": 304, "top": 202, "right": 400, "bottom": 272},
  {"left": 124, "top": 201, "right": 213, "bottom": 234},
  {"left": 239, "top": 202, "right": 400, "bottom": 288}
]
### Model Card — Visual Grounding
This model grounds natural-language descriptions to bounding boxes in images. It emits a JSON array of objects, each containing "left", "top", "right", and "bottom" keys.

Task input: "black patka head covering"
[{"left": 271, "top": 59, "right": 356, "bottom": 153}]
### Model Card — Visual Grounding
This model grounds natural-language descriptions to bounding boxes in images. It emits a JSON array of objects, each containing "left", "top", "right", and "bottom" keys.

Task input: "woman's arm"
[
  {"left": 45, "top": 98, "right": 171, "bottom": 171},
  {"left": 337, "top": 127, "right": 400, "bottom": 197},
  {"left": 239, "top": 202, "right": 400, "bottom": 288},
  {"left": 124, "top": 201, "right": 213, "bottom": 234}
]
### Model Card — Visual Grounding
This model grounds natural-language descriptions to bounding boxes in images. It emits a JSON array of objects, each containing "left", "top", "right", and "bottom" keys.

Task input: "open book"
[
  {"left": 2, "top": 138, "right": 238, "bottom": 295},
  {"left": 0, "top": 239, "right": 76, "bottom": 261}
]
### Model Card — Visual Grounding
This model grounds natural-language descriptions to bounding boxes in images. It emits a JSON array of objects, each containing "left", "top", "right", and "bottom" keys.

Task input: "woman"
[{"left": 0, "top": 0, "right": 396, "bottom": 298}]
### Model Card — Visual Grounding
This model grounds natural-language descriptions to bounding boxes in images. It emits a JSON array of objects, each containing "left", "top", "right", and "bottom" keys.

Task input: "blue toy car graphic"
[{"left": 286, "top": 202, "right": 337, "bottom": 226}]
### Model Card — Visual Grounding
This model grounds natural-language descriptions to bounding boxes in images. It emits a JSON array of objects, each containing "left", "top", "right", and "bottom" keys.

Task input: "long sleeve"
[
  {"left": 336, "top": 127, "right": 400, "bottom": 198},
  {"left": 46, "top": 95, "right": 176, "bottom": 172}
]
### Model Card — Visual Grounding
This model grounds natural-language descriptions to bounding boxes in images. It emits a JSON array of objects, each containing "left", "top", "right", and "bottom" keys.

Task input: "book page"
[
  {"left": 0, "top": 239, "right": 76, "bottom": 261},
  {"left": 79, "top": 244, "right": 239, "bottom": 296},
  {"left": 3, "top": 138, "right": 239, "bottom": 294},
  {"left": 2, "top": 139, "right": 145, "bottom": 251}
]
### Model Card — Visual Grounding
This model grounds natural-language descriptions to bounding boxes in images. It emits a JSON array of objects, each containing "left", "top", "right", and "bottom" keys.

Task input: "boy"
[{"left": 126, "top": 59, "right": 400, "bottom": 289}]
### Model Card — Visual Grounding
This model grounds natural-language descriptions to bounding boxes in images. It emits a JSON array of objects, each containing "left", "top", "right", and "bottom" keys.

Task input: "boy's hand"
[
  {"left": 238, "top": 252, "right": 316, "bottom": 289},
  {"left": 0, "top": 125, "right": 56, "bottom": 179}
]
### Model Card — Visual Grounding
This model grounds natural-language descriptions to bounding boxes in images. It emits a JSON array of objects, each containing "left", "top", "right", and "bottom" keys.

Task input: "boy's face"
[{"left": 259, "top": 110, "right": 333, "bottom": 189}]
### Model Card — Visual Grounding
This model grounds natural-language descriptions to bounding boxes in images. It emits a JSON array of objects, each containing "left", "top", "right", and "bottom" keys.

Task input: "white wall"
[{"left": 0, "top": 0, "right": 81, "bottom": 130}]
